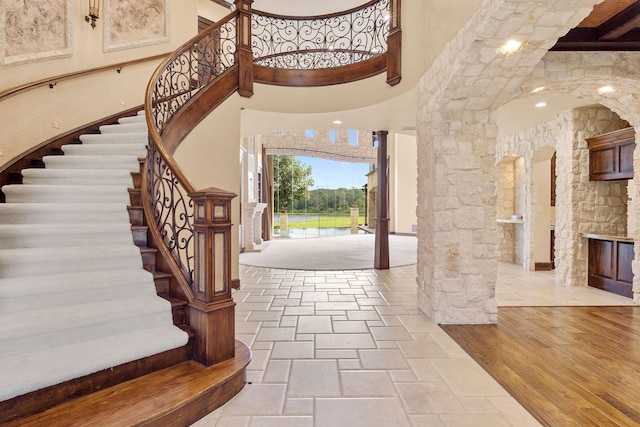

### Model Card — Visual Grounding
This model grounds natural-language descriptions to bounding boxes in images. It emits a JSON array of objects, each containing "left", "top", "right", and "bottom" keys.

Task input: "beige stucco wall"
[
  {"left": 389, "top": 133, "right": 417, "bottom": 234},
  {"left": 531, "top": 156, "right": 552, "bottom": 265},
  {"left": 0, "top": 0, "right": 197, "bottom": 167},
  {"left": 197, "top": 0, "right": 230, "bottom": 22},
  {"left": 174, "top": 95, "right": 243, "bottom": 281}
]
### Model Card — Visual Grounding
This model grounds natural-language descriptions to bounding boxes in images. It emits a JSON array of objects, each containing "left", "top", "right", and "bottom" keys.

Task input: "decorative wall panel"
[
  {"left": 1, "top": 0, "right": 72, "bottom": 65},
  {"left": 104, "top": 0, "right": 169, "bottom": 51}
]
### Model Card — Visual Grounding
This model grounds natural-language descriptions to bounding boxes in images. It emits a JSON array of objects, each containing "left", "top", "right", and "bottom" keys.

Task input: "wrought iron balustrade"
[
  {"left": 144, "top": 0, "right": 399, "bottom": 319},
  {"left": 146, "top": 13, "right": 238, "bottom": 292},
  {"left": 252, "top": 0, "right": 390, "bottom": 70}
]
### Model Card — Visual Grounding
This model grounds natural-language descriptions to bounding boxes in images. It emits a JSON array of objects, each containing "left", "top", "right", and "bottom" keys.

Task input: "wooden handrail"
[
  {"left": 0, "top": 53, "right": 170, "bottom": 103},
  {"left": 253, "top": 0, "right": 381, "bottom": 21},
  {"left": 142, "top": 0, "right": 401, "bottom": 366}
]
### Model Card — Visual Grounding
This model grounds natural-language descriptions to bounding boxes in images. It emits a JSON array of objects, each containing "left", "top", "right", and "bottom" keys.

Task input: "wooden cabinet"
[
  {"left": 588, "top": 238, "right": 634, "bottom": 298},
  {"left": 586, "top": 127, "right": 635, "bottom": 181}
]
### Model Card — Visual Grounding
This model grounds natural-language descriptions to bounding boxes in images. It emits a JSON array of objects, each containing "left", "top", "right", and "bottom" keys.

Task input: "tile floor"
[
  {"left": 193, "top": 262, "right": 634, "bottom": 427},
  {"left": 496, "top": 262, "right": 635, "bottom": 306}
]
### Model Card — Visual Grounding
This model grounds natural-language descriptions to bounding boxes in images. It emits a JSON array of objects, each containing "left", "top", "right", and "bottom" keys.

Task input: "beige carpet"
[{"left": 239, "top": 234, "right": 417, "bottom": 270}]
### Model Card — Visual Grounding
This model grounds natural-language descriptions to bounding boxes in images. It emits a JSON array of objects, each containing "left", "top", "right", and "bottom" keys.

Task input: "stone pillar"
[
  {"left": 350, "top": 205, "right": 359, "bottom": 234},
  {"left": 279, "top": 210, "right": 289, "bottom": 238},
  {"left": 555, "top": 108, "right": 629, "bottom": 288},
  {"left": 496, "top": 159, "right": 516, "bottom": 263},
  {"left": 417, "top": 111, "right": 498, "bottom": 325},
  {"left": 242, "top": 202, "right": 268, "bottom": 251}
]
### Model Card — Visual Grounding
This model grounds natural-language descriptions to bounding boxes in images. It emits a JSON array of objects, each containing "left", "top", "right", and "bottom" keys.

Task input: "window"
[{"left": 349, "top": 129, "right": 357, "bottom": 146}]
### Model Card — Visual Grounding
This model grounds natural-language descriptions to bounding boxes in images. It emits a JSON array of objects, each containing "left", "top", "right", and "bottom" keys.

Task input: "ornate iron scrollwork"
[
  {"left": 146, "top": 17, "right": 237, "bottom": 290},
  {"left": 146, "top": 141, "right": 196, "bottom": 286},
  {"left": 252, "top": 0, "right": 390, "bottom": 69},
  {"left": 151, "top": 18, "right": 238, "bottom": 132}
]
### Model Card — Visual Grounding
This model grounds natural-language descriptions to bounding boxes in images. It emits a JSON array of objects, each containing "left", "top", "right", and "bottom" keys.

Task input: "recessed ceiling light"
[
  {"left": 498, "top": 40, "right": 522, "bottom": 55},
  {"left": 598, "top": 85, "right": 614, "bottom": 94},
  {"left": 332, "top": 120, "right": 343, "bottom": 125},
  {"left": 535, "top": 102, "right": 547, "bottom": 108},
  {"left": 531, "top": 86, "right": 545, "bottom": 93}
]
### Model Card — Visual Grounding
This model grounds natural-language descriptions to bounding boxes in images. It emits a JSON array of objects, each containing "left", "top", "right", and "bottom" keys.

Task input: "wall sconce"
[{"left": 85, "top": 0, "right": 100, "bottom": 29}]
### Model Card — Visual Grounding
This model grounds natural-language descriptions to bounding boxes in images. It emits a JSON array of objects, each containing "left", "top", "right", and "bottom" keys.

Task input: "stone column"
[
  {"left": 555, "top": 108, "right": 629, "bottom": 288},
  {"left": 417, "top": 111, "right": 498, "bottom": 324},
  {"left": 279, "top": 210, "right": 289, "bottom": 238},
  {"left": 350, "top": 205, "right": 359, "bottom": 234},
  {"left": 242, "top": 202, "right": 268, "bottom": 251}
]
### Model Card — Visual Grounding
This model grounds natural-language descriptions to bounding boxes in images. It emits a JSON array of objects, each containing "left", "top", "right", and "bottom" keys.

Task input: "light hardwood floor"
[
  {"left": 444, "top": 262, "right": 640, "bottom": 427},
  {"left": 442, "top": 306, "right": 640, "bottom": 427}
]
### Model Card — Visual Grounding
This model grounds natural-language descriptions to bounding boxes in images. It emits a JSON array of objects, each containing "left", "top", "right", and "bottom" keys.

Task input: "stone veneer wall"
[
  {"left": 498, "top": 107, "right": 629, "bottom": 286},
  {"left": 561, "top": 108, "right": 629, "bottom": 287},
  {"left": 261, "top": 130, "right": 376, "bottom": 163},
  {"left": 496, "top": 160, "right": 516, "bottom": 263},
  {"left": 514, "top": 157, "right": 526, "bottom": 266},
  {"left": 416, "top": 0, "right": 604, "bottom": 324}
]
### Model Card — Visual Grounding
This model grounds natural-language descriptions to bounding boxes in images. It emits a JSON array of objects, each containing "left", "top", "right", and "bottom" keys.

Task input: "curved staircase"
[{"left": 0, "top": 112, "right": 190, "bottom": 415}]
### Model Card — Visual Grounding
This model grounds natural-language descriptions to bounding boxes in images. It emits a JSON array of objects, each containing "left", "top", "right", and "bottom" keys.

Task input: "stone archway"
[
  {"left": 415, "top": 0, "right": 607, "bottom": 324},
  {"left": 504, "top": 70, "right": 640, "bottom": 305}
]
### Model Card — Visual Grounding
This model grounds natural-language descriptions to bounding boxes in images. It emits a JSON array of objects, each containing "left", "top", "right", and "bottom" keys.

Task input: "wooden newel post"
[
  {"left": 386, "top": 0, "right": 401, "bottom": 86},
  {"left": 235, "top": 0, "right": 254, "bottom": 97},
  {"left": 189, "top": 187, "right": 237, "bottom": 366}
]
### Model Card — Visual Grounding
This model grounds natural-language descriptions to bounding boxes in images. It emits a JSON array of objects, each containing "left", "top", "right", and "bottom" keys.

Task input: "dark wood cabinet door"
[
  {"left": 588, "top": 238, "right": 634, "bottom": 298},
  {"left": 586, "top": 127, "right": 635, "bottom": 181},
  {"left": 617, "top": 242, "right": 634, "bottom": 285},
  {"left": 589, "top": 146, "right": 617, "bottom": 179},
  {"left": 619, "top": 142, "right": 635, "bottom": 175}
]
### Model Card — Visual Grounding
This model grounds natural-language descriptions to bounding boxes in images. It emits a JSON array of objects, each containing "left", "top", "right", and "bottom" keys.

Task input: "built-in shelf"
[{"left": 497, "top": 218, "right": 524, "bottom": 224}]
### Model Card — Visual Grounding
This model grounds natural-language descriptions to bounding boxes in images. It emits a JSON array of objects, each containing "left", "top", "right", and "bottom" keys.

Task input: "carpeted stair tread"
[
  {"left": 99, "top": 122, "right": 148, "bottom": 134},
  {"left": 0, "top": 223, "right": 134, "bottom": 249},
  {"left": 79, "top": 133, "right": 148, "bottom": 144},
  {"left": 0, "top": 268, "right": 154, "bottom": 298},
  {"left": 21, "top": 168, "right": 134, "bottom": 186},
  {"left": 43, "top": 155, "right": 140, "bottom": 171},
  {"left": 0, "top": 326, "right": 188, "bottom": 402},
  {"left": 2, "top": 184, "right": 130, "bottom": 204},
  {"left": 0, "top": 296, "right": 173, "bottom": 341},
  {"left": 118, "top": 114, "right": 146, "bottom": 124},
  {"left": 62, "top": 143, "right": 147, "bottom": 157},
  {"left": 0, "top": 203, "right": 129, "bottom": 224},
  {"left": 0, "top": 269, "right": 157, "bottom": 312},
  {"left": 0, "top": 244, "right": 143, "bottom": 278},
  {"left": 0, "top": 116, "right": 188, "bottom": 403}
]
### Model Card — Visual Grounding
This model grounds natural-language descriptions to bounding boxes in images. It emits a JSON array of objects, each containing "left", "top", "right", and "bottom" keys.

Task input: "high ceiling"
[{"left": 219, "top": 0, "right": 640, "bottom": 137}]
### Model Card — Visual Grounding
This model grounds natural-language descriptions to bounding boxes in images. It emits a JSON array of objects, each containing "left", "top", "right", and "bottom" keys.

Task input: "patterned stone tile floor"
[{"left": 193, "top": 262, "right": 634, "bottom": 426}]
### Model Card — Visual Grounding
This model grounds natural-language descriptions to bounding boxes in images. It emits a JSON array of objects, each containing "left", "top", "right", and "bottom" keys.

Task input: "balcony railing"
[
  {"left": 252, "top": 0, "right": 390, "bottom": 70},
  {"left": 143, "top": 0, "right": 401, "bottom": 366}
]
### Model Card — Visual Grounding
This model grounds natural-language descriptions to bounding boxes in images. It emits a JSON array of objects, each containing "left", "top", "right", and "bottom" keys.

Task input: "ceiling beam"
[{"left": 598, "top": 1, "right": 640, "bottom": 40}]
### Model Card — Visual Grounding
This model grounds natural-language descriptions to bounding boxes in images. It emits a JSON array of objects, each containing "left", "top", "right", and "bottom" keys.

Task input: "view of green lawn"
[{"left": 275, "top": 215, "right": 366, "bottom": 229}]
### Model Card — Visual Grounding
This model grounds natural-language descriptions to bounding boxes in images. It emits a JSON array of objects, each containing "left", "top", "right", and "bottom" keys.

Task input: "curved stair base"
[{"left": 3, "top": 340, "right": 251, "bottom": 426}]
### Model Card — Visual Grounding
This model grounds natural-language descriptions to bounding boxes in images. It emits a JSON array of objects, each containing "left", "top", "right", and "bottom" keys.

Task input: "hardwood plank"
[
  {"left": 442, "top": 307, "right": 640, "bottom": 427},
  {"left": 5, "top": 340, "right": 251, "bottom": 427}
]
